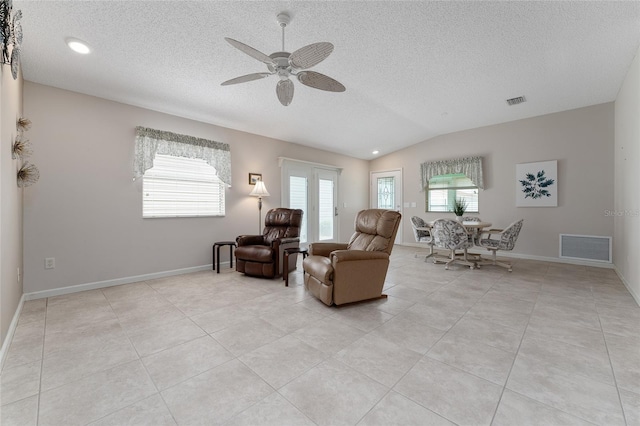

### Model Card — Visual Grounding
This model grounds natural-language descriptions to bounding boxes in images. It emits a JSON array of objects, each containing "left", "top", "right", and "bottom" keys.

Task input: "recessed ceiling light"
[
  {"left": 372, "top": 150, "right": 379, "bottom": 155},
  {"left": 66, "top": 38, "right": 91, "bottom": 54}
]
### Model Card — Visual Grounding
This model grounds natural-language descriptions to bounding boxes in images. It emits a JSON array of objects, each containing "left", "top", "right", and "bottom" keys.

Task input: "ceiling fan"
[{"left": 221, "top": 12, "right": 345, "bottom": 106}]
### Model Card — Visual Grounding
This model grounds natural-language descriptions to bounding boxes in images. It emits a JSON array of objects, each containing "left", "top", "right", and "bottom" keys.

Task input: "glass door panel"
[
  {"left": 376, "top": 176, "right": 395, "bottom": 209},
  {"left": 282, "top": 160, "right": 339, "bottom": 243},
  {"left": 289, "top": 175, "right": 308, "bottom": 243},
  {"left": 318, "top": 177, "right": 334, "bottom": 241},
  {"left": 370, "top": 169, "right": 403, "bottom": 244}
]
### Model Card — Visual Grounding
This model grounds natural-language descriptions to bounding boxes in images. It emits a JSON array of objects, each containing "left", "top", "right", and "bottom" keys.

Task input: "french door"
[
  {"left": 282, "top": 160, "right": 339, "bottom": 244},
  {"left": 370, "top": 169, "right": 403, "bottom": 244}
]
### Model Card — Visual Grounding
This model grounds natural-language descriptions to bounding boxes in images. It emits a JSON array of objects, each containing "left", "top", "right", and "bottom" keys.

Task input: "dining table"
[
  {"left": 419, "top": 220, "right": 493, "bottom": 246},
  {"left": 419, "top": 220, "right": 493, "bottom": 232}
]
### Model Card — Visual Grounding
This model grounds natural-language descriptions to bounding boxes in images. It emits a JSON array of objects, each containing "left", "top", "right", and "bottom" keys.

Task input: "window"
[
  {"left": 143, "top": 154, "right": 225, "bottom": 218},
  {"left": 426, "top": 173, "right": 478, "bottom": 213}
]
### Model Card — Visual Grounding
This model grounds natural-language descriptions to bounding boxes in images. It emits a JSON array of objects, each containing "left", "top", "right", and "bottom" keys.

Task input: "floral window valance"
[
  {"left": 133, "top": 126, "right": 231, "bottom": 185},
  {"left": 420, "top": 156, "right": 484, "bottom": 190}
]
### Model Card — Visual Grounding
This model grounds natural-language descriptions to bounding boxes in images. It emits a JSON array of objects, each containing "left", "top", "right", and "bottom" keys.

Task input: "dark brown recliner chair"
[
  {"left": 303, "top": 209, "right": 401, "bottom": 306},
  {"left": 235, "top": 208, "right": 303, "bottom": 278}
]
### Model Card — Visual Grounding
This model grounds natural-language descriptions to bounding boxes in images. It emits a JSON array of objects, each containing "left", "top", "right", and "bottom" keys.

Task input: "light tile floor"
[{"left": 1, "top": 246, "right": 639, "bottom": 425}]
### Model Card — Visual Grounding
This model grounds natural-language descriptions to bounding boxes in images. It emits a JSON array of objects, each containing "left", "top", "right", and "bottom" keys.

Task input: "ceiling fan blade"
[
  {"left": 224, "top": 37, "right": 275, "bottom": 65},
  {"left": 289, "top": 42, "right": 334, "bottom": 69},
  {"left": 276, "top": 79, "right": 294, "bottom": 106},
  {"left": 221, "top": 73, "right": 272, "bottom": 86},
  {"left": 297, "top": 71, "right": 346, "bottom": 92}
]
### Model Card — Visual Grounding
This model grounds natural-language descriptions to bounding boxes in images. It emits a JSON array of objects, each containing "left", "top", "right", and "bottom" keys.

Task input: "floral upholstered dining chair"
[
  {"left": 431, "top": 218, "right": 477, "bottom": 270},
  {"left": 476, "top": 219, "right": 524, "bottom": 272},
  {"left": 410, "top": 216, "right": 435, "bottom": 259}
]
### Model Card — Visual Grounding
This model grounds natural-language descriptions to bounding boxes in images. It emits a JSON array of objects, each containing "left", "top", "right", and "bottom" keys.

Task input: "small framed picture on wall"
[
  {"left": 516, "top": 160, "right": 558, "bottom": 207},
  {"left": 249, "top": 173, "right": 262, "bottom": 185}
]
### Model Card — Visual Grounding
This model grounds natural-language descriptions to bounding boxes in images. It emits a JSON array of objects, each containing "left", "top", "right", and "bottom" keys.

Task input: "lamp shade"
[{"left": 249, "top": 180, "right": 270, "bottom": 197}]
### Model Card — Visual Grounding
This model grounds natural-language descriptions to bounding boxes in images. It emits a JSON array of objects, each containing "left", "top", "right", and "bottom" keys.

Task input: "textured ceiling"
[{"left": 16, "top": 1, "right": 640, "bottom": 159}]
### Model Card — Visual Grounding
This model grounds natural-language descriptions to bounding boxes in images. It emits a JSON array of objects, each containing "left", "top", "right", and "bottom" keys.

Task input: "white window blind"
[
  {"left": 318, "top": 178, "right": 334, "bottom": 240},
  {"left": 289, "top": 176, "right": 308, "bottom": 242},
  {"left": 427, "top": 173, "right": 479, "bottom": 213},
  {"left": 143, "top": 154, "right": 225, "bottom": 218}
]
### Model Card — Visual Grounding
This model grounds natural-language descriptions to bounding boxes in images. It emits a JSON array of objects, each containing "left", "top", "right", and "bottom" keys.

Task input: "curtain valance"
[
  {"left": 420, "top": 156, "right": 484, "bottom": 190},
  {"left": 133, "top": 126, "right": 231, "bottom": 185}
]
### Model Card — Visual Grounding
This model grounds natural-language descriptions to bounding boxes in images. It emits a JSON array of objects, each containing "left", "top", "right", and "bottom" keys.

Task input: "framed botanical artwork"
[
  {"left": 248, "top": 173, "right": 262, "bottom": 185},
  {"left": 516, "top": 160, "right": 557, "bottom": 207}
]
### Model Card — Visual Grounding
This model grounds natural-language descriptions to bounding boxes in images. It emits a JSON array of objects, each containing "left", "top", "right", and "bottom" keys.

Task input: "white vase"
[{"left": 456, "top": 215, "right": 464, "bottom": 222}]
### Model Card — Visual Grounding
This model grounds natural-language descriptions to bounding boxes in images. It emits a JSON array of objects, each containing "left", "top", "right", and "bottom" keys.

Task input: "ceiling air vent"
[{"left": 506, "top": 96, "right": 526, "bottom": 106}]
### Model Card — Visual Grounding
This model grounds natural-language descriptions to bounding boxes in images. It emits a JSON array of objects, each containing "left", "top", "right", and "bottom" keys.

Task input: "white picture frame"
[{"left": 516, "top": 160, "right": 557, "bottom": 207}]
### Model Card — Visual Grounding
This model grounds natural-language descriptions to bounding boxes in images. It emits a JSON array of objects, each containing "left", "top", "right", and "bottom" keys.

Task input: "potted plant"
[{"left": 452, "top": 198, "right": 467, "bottom": 222}]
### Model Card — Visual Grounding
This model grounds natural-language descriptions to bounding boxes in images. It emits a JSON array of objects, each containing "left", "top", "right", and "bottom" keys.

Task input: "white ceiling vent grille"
[
  {"left": 559, "top": 234, "right": 612, "bottom": 263},
  {"left": 506, "top": 96, "right": 526, "bottom": 106}
]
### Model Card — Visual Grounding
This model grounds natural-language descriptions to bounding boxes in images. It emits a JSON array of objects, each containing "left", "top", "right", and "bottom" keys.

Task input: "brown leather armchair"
[
  {"left": 235, "top": 208, "right": 303, "bottom": 278},
  {"left": 303, "top": 209, "right": 401, "bottom": 306}
]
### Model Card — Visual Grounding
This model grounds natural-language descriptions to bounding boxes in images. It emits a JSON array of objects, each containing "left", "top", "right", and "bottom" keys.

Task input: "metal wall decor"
[
  {"left": 17, "top": 162, "right": 39, "bottom": 188},
  {"left": 14, "top": 116, "right": 39, "bottom": 188},
  {"left": 11, "top": 133, "right": 32, "bottom": 159},
  {"left": 1, "top": 0, "right": 23, "bottom": 79}
]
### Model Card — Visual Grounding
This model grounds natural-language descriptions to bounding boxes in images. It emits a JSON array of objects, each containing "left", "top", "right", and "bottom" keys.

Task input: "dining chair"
[
  {"left": 410, "top": 216, "right": 435, "bottom": 259},
  {"left": 431, "top": 218, "right": 477, "bottom": 270},
  {"left": 461, "top": 216, "right": 482, "bottom": 243},
  {"left": 476, "top": 219, "right": 524, "bottom": 272}
]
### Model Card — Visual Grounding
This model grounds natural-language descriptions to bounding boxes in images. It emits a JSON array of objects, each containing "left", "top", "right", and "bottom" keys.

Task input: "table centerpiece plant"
[{"left": 453, "top": 198, "right": 467, "bottom": 222}]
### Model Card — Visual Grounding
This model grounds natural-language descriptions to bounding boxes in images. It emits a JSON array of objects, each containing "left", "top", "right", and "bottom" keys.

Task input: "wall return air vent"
[
  {"left": 506, "top": 96, "right": 526, "bottom": 106},
  {"left": 559, "top": 234, "right": 612, "bottom": 263}
]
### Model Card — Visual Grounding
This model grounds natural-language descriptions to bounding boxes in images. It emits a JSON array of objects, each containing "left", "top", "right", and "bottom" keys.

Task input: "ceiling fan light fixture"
[{"left": 277, "top": 79, "right": 294, "bottom": 106}]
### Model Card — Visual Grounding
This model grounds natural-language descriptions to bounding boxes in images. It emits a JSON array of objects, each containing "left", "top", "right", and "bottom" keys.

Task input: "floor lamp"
[{"left": 249, "top": 180, "right": 270, "bottom": 233}]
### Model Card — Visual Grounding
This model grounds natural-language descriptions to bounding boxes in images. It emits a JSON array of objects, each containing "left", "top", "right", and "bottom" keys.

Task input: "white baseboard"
[
  {"left": 0, "top": 294, "right": 26, "bottom": 371},
  {"left": 614, "top": 267, "right": 640, "bottom": 307},
  {"left": 25, "top": 263, "right": 218, "bottom": 301},
  {"left": 399, "top": 243, "right": 615, "bottom": 269}
]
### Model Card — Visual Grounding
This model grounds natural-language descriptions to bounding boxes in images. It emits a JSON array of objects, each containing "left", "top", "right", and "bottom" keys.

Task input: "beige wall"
[
  {"left": 371, "top": 103, "right": 615, "bottom": 261},
  {"left": 22, "top": 82, "right": 369, "bottom": 294},
  {"left": 614, "top": 46, "right": 640, "bottom": 302},
  {"left": 1, "top": 67, "right": 24, "bottom": 347}
]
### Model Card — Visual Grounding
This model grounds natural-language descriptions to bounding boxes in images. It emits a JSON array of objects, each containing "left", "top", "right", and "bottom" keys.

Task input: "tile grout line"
[
  {"left": 594, "top": 291, "right": 630, "bottom": 426},
  {"left": 35, "top": 298, "right": 48, "bottom": 426},
  {"left": 486, "top": 282, "right": 540, "bottom": 425},
  {"left": 86, "top": 287, "right": 170, "bottom": 425},
  {"left": 358, "top": 267, "right": 500, "bottom": 424},
  {"left": 487, "top": 273, "right": 615, "bottom": 426}
]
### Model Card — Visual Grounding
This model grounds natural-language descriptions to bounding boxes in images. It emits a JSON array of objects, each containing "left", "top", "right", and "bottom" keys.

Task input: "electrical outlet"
[
  {"left": 45, "top": 257, "right": 55, "bottom": 269},
  {"left": 17, "top": 267, "right": 20, "bottom": 283}
]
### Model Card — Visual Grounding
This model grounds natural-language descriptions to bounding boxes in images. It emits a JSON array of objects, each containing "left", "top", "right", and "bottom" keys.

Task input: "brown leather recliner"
[
  {"left": 303, "top": 209, "right": 401, "bottom": 306},
  {"left": 235, "top": 208, "right": 303, "bottom": 278}
]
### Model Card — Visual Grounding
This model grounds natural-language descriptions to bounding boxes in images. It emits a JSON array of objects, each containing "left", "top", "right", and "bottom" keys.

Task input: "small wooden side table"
[
  {"left": 283, "top": 247, "right": 309, "bottom": 286},
  {"left": 213, "top": 241, "right": 236, "bottom": 273}
]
